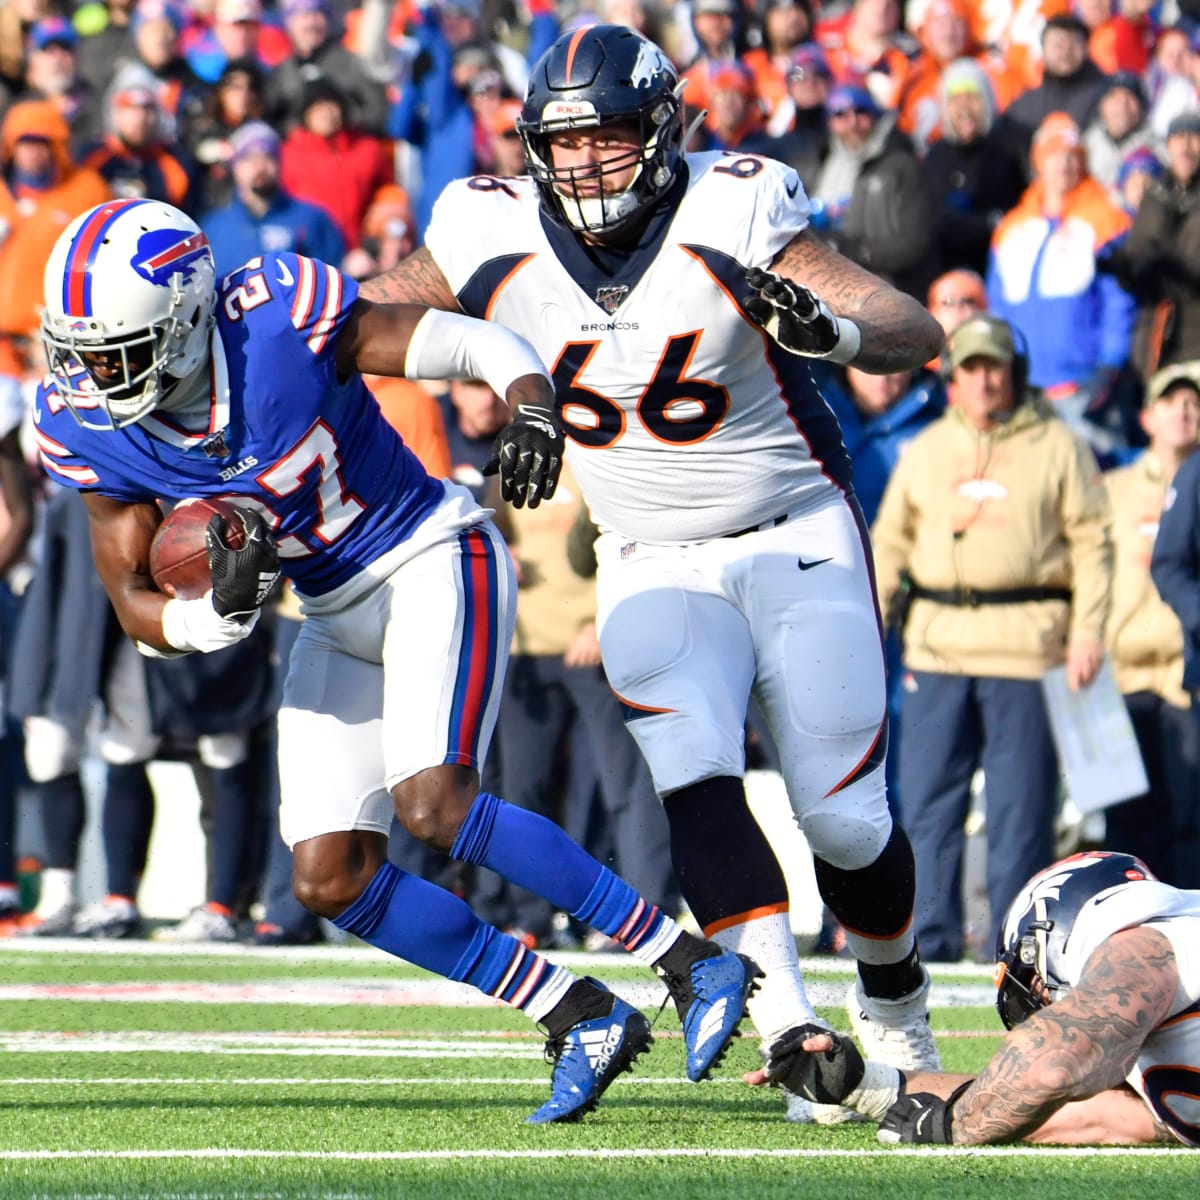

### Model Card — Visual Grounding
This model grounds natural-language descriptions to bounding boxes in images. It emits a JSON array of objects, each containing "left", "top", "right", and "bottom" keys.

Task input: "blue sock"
[
  {"left": 333, "top": 862, "right": 571, "bottom": 1020},
  {"left": 451, "top": 792, "right": 681, "bottom": 959}
]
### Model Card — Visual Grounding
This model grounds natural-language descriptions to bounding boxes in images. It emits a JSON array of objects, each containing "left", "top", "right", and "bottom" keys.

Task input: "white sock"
[
  {"left": 712, "top": 911, "right": 815, "bottom": 1044},
  {"left": 34, "top": 868, "right": 75, "bottom": 917}
]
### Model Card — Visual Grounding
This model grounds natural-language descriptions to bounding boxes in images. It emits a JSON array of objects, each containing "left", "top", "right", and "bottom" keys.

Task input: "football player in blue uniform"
[
  {"left": 33, "top": 196, "right": 761, "bottom": 1124},
  {"left": 360, "top": 23, "right": 946, "bottom": 1118}
]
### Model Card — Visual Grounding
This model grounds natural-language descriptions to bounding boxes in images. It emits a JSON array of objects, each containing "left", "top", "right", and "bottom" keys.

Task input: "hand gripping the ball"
[
  {"left": 741, "top": 268, "right": 861, "bottom": 364},
  {"left": 204, "top": 506, "right": 280, "bottom": 620},
  {"left": 482, "top": 403, "right": 564, "bottom": 509}
]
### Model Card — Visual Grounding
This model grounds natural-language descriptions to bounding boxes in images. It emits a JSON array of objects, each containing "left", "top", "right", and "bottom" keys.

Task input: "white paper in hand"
[{"left": 1040, "top": 659, "right": 1149, "bottom": 813}]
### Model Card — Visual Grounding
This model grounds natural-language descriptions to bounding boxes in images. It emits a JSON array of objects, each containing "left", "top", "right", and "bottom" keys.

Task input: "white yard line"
[{"left": 0, "top": 1147, "right": 1190, "bottom": 1160}]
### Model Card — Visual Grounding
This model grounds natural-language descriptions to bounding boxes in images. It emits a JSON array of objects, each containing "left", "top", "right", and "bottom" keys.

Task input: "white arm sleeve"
[{"left": 403, "top": 308, "right": 551, "bottom": 399}]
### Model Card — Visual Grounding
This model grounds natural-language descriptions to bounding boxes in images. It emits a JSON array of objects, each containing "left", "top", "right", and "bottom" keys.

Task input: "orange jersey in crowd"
[
  {"left": 681, "top": 49, "right": 780, "bottom": 130},
  {"left": 0, "top": 102, "right": 110, "bottom": 376},
  {"left": 365, "top": 375, "right": 452, "bottom": 480},
  {"left": 814, "top": 9, "right": 913, "bottom": 109},
  {"left": 1089, "top": 14, "right": 1156, "bottom": 75}
]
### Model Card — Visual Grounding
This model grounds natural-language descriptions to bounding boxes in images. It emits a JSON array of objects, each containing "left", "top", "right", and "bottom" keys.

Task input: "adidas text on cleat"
[
  {"left": 527, "top": 982, "right": 653, "bottom": 1124},
  {"left": 660, "top": 950, "right": 762, "bottom": 1082},
  {"left": 847, "top": 968, "right": 942, "bottom": 1072}
]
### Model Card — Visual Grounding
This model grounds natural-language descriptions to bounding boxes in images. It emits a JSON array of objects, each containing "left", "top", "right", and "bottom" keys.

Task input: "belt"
[
  {"left": 726, "top": 513, "right": 791, "bottom": 538},
  {"left": 909, "top": 583, "right": 1072, "bottom": 607}
]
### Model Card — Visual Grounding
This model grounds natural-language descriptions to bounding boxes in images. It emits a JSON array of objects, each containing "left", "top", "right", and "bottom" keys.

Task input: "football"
[{"left": 149, "top": 496, "right": 246, "bottom": 600}]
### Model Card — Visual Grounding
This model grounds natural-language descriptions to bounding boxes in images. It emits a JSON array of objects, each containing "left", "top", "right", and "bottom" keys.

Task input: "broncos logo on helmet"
[
  {"left": 993, "top": 851, "right": 1155, "bottom": 1030},
  {"left": 518, "top": 24, "right": 688, "bottom": 241}
]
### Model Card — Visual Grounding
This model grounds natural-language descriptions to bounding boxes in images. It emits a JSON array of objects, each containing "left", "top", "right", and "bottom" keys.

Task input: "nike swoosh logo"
[
  {"left": 785, "top": 178, "right": 799, "bottom": 199},
  {"left": 276, "top": 259, "right": 294, "bottom": 287},
  {"left": 797, "top": 556, "right": 832, "bottom": 571}
]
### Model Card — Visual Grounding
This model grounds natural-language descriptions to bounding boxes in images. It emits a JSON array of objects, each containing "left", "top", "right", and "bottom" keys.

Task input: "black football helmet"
[
  {"left": 518, "top": 24, "right": 685, "bottom": 240},
  {"left": 993, "top": 851, "right": 1155, "bottom": 1030}
]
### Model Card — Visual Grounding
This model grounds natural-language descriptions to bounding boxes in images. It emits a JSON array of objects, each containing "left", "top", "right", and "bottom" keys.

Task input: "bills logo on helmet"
[{"left": 132, "top": 229, "right": 211, "bottom": 288}]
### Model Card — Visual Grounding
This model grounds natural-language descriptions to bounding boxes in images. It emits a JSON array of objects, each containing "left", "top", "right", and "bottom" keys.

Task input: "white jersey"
[
  {"left": 1061, "top": 880, "right": 1200, "bottom": 1145},
  {"left": 424, "top": 153, "right": 854, "bottom": 545}
]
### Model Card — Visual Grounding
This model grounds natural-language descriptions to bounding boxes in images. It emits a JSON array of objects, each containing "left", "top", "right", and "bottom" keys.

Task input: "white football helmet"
[{"left": 40, "top": 198, "right": 217, "bottom": 430}]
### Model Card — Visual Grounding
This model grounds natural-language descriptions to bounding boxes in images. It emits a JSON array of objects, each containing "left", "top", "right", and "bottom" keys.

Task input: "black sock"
[
  {"left": 663, "top": 776, "right": 788, "bottom": 930},
  {"left": 38, "top": 774, "right": 86, "bottom": 870},
  {"left": 102, "top": 763, "right": 155, "bottom": 898},
  {"left": 652, "top": 931, "right": 719, "bottom": 977},
  {"left": 542, "top": 978, "right": 616, "bottom": 1039},
  {"left": 858, "top": 944, "right": 924, "bottom": 1001}
]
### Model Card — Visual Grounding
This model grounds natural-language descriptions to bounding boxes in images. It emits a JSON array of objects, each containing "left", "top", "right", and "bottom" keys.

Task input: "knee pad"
[
  {"left": 799, "top": 774, "right": 893, "bottom": 871},
  {"left": 98, "top": 724, "right": 161, "bottom": 766},
  {"left": 23, "top": 716, "right": 84, "bottom": 783}
]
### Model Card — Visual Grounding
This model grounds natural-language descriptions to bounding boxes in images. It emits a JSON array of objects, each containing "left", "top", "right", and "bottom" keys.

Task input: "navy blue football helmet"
[
  {"left": 993, "top": 851, "right": 1155, "bottom": 1030},
  {"left": 518, "top": 24, "right": 685, "bottom": 240}
]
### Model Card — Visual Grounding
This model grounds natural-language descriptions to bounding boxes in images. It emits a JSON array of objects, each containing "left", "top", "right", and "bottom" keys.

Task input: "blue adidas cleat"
[
  {"left": 660, "top": 949, "right": 763, "bottom": 1082},
  {"left": 526, "top": 980, "right": 654, "bottom": 1124}
]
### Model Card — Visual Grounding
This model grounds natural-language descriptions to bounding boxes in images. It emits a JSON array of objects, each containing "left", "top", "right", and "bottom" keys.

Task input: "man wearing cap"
[
  {"left": 1120, "top": 110, "right": 1200, "bottom": 379},
  {"left": 1104, "top": 362, "right": 1200, "bottom": 887},
  {"left": 82, "top": 77, "right": 194, "bottom": 210},
  {"left": 807, "top": 80, "right": 936, "bottom": 299},
  {"left": 872, "top": 312, "right": 1113, "bottom": 964},
  {"left": 19, "top": 16, "right": 104, "bottom": 151},
  {"left": 921, "top": 58, "right": 1025, "bottom": 278},
  {"left": 185, "top": 0, "right": 289, "bottom": 85},
  {"left": 263, "top": 0, "right": 387, "bottom": 137},
  {"left": 1083, "top": 70, "right": 1156, "bottom": 193},
  {"left": 200, "top": 118, "right": 344, "bottom": 271}
]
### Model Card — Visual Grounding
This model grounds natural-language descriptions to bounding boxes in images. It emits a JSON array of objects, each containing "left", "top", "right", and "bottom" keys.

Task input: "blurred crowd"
[{"left": 1, "top": 0, "right": 1200, "bottom": 956}]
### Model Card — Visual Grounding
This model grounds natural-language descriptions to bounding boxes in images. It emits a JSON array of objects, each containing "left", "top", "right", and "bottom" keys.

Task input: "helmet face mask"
[
  {"left": 519, "top": 25, "right": 685, "bottom": 241},
  {"left": 993, "top": 851, "right": 1155, "bottom": 1031},
  {"left": 40, "top": 199, "right": 217, "bottom": 430}
]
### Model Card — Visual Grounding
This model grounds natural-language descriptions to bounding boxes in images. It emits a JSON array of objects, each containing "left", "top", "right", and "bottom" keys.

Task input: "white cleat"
[{"left": 847, "top": 968, "right": 942, "bottom": 1072}]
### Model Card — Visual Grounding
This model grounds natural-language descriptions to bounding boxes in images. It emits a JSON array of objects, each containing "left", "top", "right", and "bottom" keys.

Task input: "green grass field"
[{"left": 0, "top": 942, "right": 1189, "bottom": 1199}]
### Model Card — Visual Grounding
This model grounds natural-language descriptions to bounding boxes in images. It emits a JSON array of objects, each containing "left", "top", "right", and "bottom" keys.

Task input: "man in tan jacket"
[
  {"left": 872, "top": 314, "right": 1113, "bottom": 962},
  {"left": 1104, "top": 362, "right": 1200, "bottom": 888}
]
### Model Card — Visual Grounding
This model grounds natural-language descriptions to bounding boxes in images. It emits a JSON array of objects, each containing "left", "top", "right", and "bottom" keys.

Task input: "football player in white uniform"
[
  {"left": 763, "top": 851, "right": 1200, "bottom": 1145},
  {"left": 362, "top": 24, "right": 947, "bottom": 1104}
]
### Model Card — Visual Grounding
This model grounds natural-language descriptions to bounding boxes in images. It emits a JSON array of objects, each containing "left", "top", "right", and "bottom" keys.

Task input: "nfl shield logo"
[
  {"left": 595, "top": 285, "right": 629, "bottom": 314},
  {"left": 200, "top": 429, "right": 230, "bottom": 459}
]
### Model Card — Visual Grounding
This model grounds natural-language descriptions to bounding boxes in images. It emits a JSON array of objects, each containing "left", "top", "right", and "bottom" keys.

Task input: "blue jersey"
[{"left": 33, "top": 252, "right": 445, "bottom": 598}]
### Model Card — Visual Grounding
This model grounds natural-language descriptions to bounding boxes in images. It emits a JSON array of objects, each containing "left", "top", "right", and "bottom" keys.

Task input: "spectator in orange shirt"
[
  {"left": 897, "top": 0, "right": 974, "bottom": 152},
  {"left": 0, "top": 100, "right": 110, "bottom": 388},
  {"left": 748, "top": 0, "right": 816, "bottom": 125},
  {"left": 815, "top": 0, "right": 914, "bottom": 111},
  {"left": 703, "top": 61, "right": 778, "bottom": 152},
  {"left": 681, "top": 0, "right": 762, "bottom": 135},
  {"left": 81, "top": 79, "right": 195, "bottom": 211}
]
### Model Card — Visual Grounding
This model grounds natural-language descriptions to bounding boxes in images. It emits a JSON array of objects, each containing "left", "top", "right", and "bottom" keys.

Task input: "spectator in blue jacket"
[{"left": 200, "top": 120, "right": 344, "bottom": 272}]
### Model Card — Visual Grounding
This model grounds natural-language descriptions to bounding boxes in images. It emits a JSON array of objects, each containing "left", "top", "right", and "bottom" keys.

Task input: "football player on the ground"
[
  {"left": 360, "top": 23, "right": 947, "bottom": 1118},
  {"left": 32, "top": 197, "right": 763, "bottom": 1124},
  {"left": 757, "top": 851, "right": 1200, "bottom": 1145}
]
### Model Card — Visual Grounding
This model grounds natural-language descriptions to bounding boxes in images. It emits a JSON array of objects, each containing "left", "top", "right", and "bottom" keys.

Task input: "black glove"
[
  {"left": 741, "top": 268, "right": 844, "bottom": 359},
  {"left": 763, "top": 1024, "right": 866, "bottom": 1105},
  {"left": 482, "top": 403, "right": 564, "bottom": 509},
  {"left": 878, "top": 1082, "right": 970, "bottom": 1145},
  {"left": 205, "top": 507, "right": 280, "bottom": 620}
]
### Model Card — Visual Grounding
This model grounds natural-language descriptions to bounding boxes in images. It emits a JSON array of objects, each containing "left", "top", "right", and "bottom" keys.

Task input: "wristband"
[
  {"left": 162, "top": 594, "right": 259, "bottom": 654},
  {"left": 404, "top": 308, "right": 551, "bottom": 399},
  {"left": 826, "top": 317, "right": 862, "bottom": 365},
  {"left": 844, "top": 1060, "right": 902, "bottom": 1120}
]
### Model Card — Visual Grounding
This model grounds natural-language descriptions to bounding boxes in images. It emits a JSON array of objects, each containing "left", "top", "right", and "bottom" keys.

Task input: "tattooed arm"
[
  {"left": 358, "top": 247, "right": 461, "bottom": 311},
  {"left": 767, "top": 230, "right": 943, "bottom": 374},
  {"left": 950, "top": 926, "right": 1179, "bottom": 1145}
]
